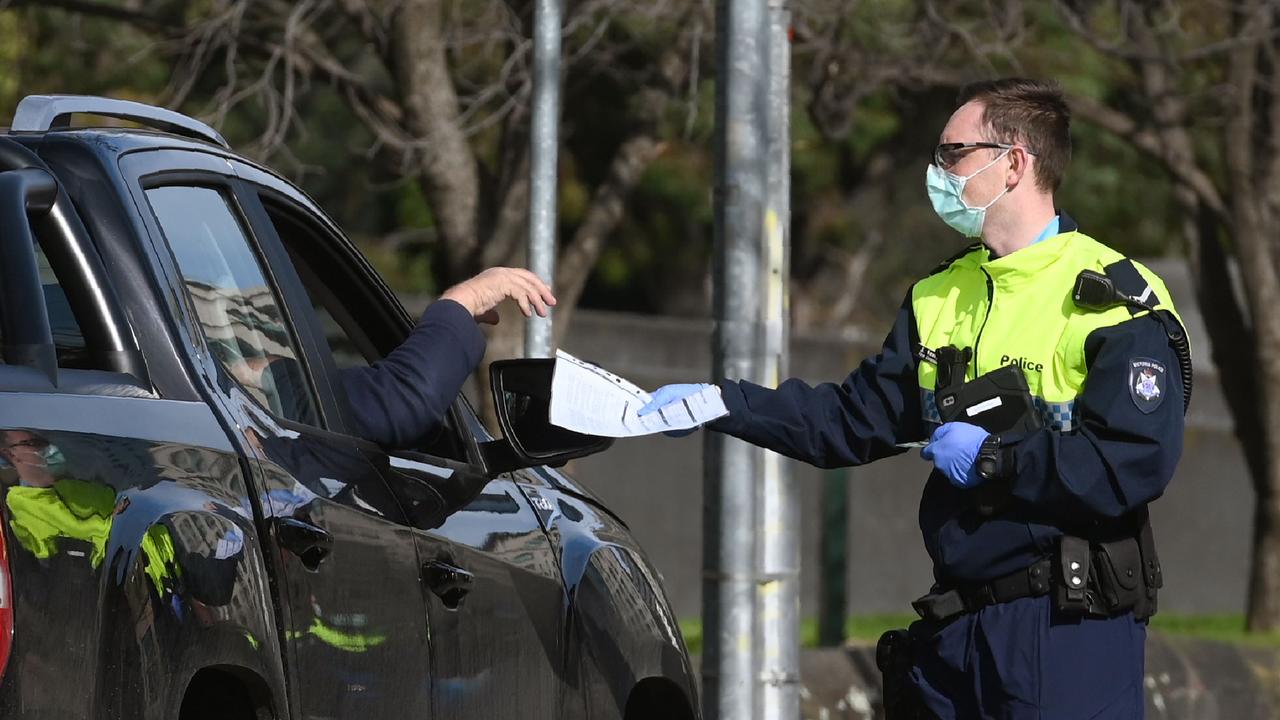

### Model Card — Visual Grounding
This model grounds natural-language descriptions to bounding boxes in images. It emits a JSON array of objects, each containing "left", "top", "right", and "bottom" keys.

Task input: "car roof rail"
[{"left": 9, "top": 94, "right": 230, "bottom": 149}]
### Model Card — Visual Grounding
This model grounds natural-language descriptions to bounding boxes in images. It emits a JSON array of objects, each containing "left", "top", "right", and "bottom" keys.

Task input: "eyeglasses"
[
  {"left": 933, "top": 142, "right": 1037, "bottom": 171},
  {"left": 3, "top": 438, "right": 48, "bottom": 452}
]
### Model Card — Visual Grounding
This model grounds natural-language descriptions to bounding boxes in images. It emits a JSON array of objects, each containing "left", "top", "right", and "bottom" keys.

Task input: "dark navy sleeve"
[
  {"left": 338, "top": 299, "right": 486, "bottom": 449},
  {"left": 709, "top": 293, "right": 924, "bottom": 469},
  {"left": 1009, "top": 315, "right": 1184, "bottom": 520}
]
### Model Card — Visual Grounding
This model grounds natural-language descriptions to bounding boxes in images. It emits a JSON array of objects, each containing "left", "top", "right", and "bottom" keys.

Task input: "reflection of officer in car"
[
  {"left": 0, "top": 430, "right": 114, "bottom": 568},
  {"left": 644, "top": 79, "right": 1186, "bottom": 718}
]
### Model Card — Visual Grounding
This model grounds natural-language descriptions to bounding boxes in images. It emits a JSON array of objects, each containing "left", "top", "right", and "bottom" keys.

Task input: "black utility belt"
[
  {"left": 913, "top": 534, "right": 1162, "bottom": 624},
  {"left": 912, "top": 558, "right": 1052, "bottom": 623}
]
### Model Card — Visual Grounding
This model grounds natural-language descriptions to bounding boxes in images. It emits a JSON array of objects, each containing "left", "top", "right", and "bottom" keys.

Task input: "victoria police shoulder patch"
[{"left": 1129, "top": 357, "right": 1166, "bottom": 414}]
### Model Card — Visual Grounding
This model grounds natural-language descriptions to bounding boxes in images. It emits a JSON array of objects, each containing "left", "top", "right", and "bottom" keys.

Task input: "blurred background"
[{"left": 2, "top": 0, "right": 1271, "bottom": 642}]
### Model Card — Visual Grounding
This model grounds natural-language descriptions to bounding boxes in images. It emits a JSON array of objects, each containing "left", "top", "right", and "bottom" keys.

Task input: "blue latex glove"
[
  {"left": 638, "top": 383, "right": 714, "bottom": 437},
  {"left": 921, "top": 422, "right": 989, "bottom": 488}
]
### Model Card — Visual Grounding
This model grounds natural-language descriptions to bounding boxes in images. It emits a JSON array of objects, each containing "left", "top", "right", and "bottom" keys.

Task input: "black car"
[{"left": 0, "top": 95, "right": 697, "bottom": 720}]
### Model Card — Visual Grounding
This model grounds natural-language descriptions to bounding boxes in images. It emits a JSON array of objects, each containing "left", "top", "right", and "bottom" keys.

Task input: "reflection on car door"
[
  {"left": 140, "top": 179, "right": 434, "bottom": 719},
  {"left": 240, "top": 402, "right": 434, "bottom": 719},
  {"left": 373, "top": 450, "right": 571, "bottom": 719}
]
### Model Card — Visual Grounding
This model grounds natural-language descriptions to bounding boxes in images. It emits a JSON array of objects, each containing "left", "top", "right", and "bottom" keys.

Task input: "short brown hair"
[{"left": 957, "top": 78, "right": 1071, "bottom": 193}]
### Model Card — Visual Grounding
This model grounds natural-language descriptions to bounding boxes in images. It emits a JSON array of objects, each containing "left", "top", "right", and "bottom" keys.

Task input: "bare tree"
[
  {"left": 1045, "top": 0, "right": 1280, "bottom": 631},
  {"left": 787, "top": 1, "right": 969, "bottom": 327},
  {"left": 13, "top": 0, "right": 706, "bottom": 417}
]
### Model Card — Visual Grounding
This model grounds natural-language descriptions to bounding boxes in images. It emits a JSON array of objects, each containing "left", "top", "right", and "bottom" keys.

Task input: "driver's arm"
[
  {"left": 338, "top": 299, "right": 486, "bottom": 449},
  {"left": 335, "top": 267, "right": 553, "bottom": 449}
]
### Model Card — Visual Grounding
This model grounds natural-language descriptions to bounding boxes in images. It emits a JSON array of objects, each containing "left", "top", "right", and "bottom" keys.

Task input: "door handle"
[
  {"left": 274, "top": 517, "right": 333, "bottom": 571},
  {"left": 423, "top": 559, "right": 474, "bottom": 609}
]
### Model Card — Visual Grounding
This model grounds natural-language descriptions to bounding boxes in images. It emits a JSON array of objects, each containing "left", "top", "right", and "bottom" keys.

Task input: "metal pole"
[
  {"left": 817, "top": 469, "right": 849, "bottom": 647},
  {"left": 707, "top": 0, "right": 769, "bottom": 718},
  {"left": 526, "top": 0, "right": 561, "bottom": 358},
  {"left": 758, "top": 2, "right": 796, "bottom": 718}
]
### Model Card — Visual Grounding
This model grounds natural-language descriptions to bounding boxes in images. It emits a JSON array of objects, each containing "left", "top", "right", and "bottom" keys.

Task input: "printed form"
[{"left": 549, "top": 350, "right": 728, "bottom": 437}]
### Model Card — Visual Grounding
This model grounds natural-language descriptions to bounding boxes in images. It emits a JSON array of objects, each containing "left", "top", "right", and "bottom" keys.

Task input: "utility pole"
[
  {"left": 818, "top": 469, "right": 849, "bottom": 647},
  {"left": 527, "top": 0, "right": 561, "bottom": 358},
  {"left": 757, "top": 1, "right": 796, "bottom": 718},
  {"left": 708, "top": 0, "right": 793, "bottom": 717}
]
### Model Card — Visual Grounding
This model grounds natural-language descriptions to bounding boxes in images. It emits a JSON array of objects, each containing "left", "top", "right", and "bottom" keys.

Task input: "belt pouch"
[
  {"left": 1092, "top": 537, "right": 1144, "bottom": 613},
  {"left": 1055, "top": 536, "right": 1092, "bottom": 615}
]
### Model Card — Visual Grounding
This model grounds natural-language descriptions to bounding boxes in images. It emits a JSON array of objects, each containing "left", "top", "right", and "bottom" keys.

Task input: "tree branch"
[
  {"left": 552, "top": 134, "right": 665, "bottom": 340},
  {"left": 1068, "top": 92, "right": 1227, "bottom": 220},
  {"left": 388, "top": 0, "right": 483, "bottom": 279},
  {"left": 3, "top": 0, "right": 168, "bottom": 31}
]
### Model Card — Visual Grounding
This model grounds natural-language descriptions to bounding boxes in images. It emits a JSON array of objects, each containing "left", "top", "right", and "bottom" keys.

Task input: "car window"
[
  {"left": 288, "top": 253, "right": 375, "bottom": 372},
  {"left": 145, "top": 185, "right": 321, "bottom": 426},
  {"left": 259, "top": 198, "right": 469, "bottom": 462},
  {"left": 35, "top": 243, "right": 90, "bottom": 369},
  {"left": 0, "top": 234, "right": 91, "bottom": 369},
  {"left": 264, "top": 205, "right": 387, "bottom": 370}
]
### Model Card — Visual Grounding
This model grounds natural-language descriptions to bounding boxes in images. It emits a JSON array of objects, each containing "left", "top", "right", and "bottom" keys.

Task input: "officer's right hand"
[
  {"left": 639, "top": 383, "right": 715, "bottom": 437},
  {"left": 441, "top": 267, "right": 557, "bottom": 325},
  {"left": 921, "top": 421, "right": 988, "bottom": 488}
]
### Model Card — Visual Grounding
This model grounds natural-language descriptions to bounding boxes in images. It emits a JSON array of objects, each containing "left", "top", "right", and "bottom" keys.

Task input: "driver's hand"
[{"left": 441, "top": 267, "right": 557, "bottom": 325}]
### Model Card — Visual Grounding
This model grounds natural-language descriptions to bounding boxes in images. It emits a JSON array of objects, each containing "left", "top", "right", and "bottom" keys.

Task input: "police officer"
[{"left": 642, "top": 78, "right": 1185, "bottom": 718}]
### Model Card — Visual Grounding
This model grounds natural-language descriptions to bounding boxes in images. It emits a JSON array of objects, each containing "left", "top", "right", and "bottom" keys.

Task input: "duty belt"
[{"left": 911, "top": 558, "right": 1052, "bottom": 623}]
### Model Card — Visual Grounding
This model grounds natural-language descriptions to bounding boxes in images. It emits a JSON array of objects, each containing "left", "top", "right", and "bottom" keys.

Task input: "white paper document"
[{"left": 549, "top": 350, "right": 728, "bottom": 437}]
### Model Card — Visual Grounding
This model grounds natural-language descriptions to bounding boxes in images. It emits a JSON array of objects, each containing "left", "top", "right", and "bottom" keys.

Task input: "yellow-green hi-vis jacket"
[
  {"left": 913, "top": 224, "right": 1184, "bottom": 431},
  {"left": 715, "top": 213, "right": 1188, "bottom": 583}
]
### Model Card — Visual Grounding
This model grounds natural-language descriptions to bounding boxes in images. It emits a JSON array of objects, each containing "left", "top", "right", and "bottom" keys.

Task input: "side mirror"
[{"left": 482, "top": 358, "right": 613, "bottom": 474}]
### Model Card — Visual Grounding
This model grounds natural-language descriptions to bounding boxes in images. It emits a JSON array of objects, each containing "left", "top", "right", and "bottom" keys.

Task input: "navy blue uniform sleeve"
[
  {"left": 338, "top": 299, "right": 486, "bottom": 449},
  {"left": 1009, "top": 315, "right": 1184, "bottom": 520},
  {"left": 709, "top": 294, "right": 924, "bottom": 469}
]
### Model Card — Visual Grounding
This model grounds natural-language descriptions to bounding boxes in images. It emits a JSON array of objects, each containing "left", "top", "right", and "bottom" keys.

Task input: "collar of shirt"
[
  {"left": 1030, "top": 215, "right": 1060, "bottom": 246},
  {"left": 977, "top": 213, "right": 1063, "bottom": 264}
]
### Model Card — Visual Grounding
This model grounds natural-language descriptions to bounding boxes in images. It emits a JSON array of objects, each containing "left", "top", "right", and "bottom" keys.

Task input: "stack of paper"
[{"left": 549, "top": 350, "right": 727, "bottom": 438}]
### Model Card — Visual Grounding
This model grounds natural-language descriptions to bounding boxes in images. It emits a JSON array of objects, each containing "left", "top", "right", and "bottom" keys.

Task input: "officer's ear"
[{"left": 1006, "top": 146, "right": 1032, "bottom": 188}]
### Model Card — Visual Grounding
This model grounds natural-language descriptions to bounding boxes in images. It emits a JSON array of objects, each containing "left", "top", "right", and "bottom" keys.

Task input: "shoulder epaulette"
[
  {"left": 1103, "top": 258, "right": 1161, "bottom": 315},
  {"left": 928, "top": 242, "right": 984, "bottom": 277}
]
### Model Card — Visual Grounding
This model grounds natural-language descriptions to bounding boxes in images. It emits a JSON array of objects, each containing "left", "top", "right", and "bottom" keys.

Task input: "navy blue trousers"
[{"left": 909, "top": 596, "right": 1146, "bottom": 719}]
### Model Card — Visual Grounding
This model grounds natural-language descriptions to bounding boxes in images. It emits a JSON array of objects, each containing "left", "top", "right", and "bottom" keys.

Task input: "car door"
[
  {"left": 379, "top": 448, "right": 569, "bottom": 718},
  {"left": 237, "top": 177, "right": 576, "bottom": 718},
  {"left": 128, "top": 164, "right": 434, "bottom": 720}
]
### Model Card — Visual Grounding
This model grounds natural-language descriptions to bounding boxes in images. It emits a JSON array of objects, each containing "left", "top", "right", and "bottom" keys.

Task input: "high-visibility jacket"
[
  {"left": 5, "top": 477, "right": 115, "bottom": 567},
  {"left": 712, "top": 213, "right": 1187, "bottom": 583}
]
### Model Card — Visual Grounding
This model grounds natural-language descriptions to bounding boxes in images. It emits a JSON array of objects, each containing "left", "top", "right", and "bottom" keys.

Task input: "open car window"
[{"left": 257, "top": 197, "right": 470, "bottom": 463}]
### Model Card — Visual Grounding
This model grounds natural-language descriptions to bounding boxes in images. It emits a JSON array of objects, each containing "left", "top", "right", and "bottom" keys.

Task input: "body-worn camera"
[
  {"left": 926, "top": 345, "right": 1042, "bottom": 515},
  {"left": 935, "top": 360, "right": 1043, "bottom": 435}
]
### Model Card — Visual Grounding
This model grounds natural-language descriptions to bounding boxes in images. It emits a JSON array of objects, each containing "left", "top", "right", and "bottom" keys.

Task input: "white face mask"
[{"left": 925, "top": 149, "right": 1011, "bottom": 237}]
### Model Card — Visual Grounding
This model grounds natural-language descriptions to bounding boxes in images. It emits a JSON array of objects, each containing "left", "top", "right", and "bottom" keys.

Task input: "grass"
[
  {"left": 677, "top": 614, "right": 1280, "bottom": 655},
  {"left": 1148, "top": 614, "right": 1280, "bottom": 647}
]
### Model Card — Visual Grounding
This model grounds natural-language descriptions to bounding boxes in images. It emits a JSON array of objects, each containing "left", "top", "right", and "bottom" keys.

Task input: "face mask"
[
  {"left": 39, "top": 444, "right": 66, "bottom": 470},
  {"left": 2, "top": 442, "right": 66, "bottom": 485},
  {"left": 926, "top": 149, "right": 1011, "bottom": 238}
]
